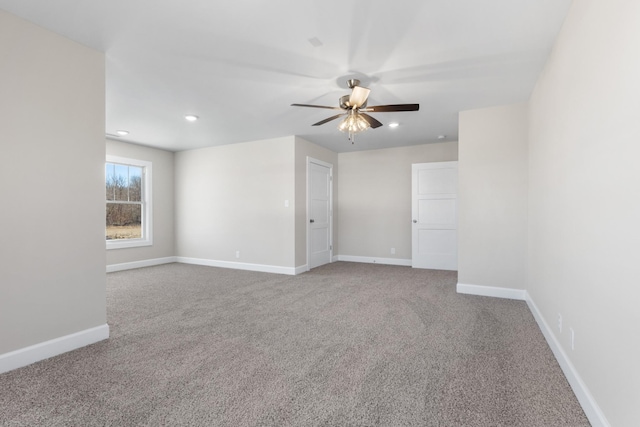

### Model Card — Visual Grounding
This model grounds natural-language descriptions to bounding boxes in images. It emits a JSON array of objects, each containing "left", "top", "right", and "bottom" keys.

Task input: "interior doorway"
[
  {"left": 411, "top": 161, "right": 458, "bottom": 270},
  {"left": 307, "top": 157, "right": 333, "bottom": 270}
]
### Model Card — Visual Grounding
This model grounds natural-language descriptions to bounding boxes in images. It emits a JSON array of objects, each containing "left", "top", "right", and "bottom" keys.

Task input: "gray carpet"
[{"left": 0, "top": 262, "right": 589, "bottom": 426}]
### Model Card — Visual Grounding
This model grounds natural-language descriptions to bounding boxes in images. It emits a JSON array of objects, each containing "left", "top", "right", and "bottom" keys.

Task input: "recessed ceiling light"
[
  {"left": 437, "top": 135, "right": 446, "bottom": 139},
  {"left": 388, "top": 122, "right": 400, "bottom": 128},
  {"left": 116, "top": 130, "right": 129, "bottom": 136},
  {"left": 185, "top": 115, "right": 199, "bottom": 122}
]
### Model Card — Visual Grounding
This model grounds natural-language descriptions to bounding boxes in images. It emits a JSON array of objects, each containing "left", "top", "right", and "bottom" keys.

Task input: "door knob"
[
  {"left": 413, "top": 219, "right": 417, "bottom": 223},
  {"left": 310, "top": 219, "right": 315, "bottom": 223}
]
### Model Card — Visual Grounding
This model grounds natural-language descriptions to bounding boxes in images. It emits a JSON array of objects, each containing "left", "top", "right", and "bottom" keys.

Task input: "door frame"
[{"left": 306, "top": 157, "right": 334, "bottom": 271}]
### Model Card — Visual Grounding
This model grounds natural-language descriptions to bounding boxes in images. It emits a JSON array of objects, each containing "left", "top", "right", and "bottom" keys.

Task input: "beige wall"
[
  {"left": 294, "top": 137, "right": 339, "bottom": 268},
  {"left": 106, "top": 139, "right": 175, "bottom": 266},
  {"left": 338, "top": 142, "right": 458, "bottom": 260},
  {"left": 528, "top": 0, "right": 640, "bottom": 424},
  {"left": 458, "top": 103, "right": 528, "bottom": 289},
  {"left": 175, "top": 137, "right": 296, "bottom": 268},
  {"left": 0, "top": 11, "right": 106, "bottom": 353}
]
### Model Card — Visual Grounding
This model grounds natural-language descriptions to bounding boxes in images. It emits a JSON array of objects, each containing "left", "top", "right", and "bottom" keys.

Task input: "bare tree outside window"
[{"left": 106, "top": 163, "right": 144, "bottom": 240}]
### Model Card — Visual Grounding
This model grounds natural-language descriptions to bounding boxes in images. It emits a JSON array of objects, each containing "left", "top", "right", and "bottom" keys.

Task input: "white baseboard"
[
  {"left": 456, "top": 282, "right": 527, "bottom": 300},
  {"left": 336, "top": 255, "right": 412, "bottom": 267},
  {"left": 525, "top": 294, "right": 609, "bottom": 427},
  {"left": 457, "top": 282, "right": 609, "bottom": 426},
  {"left": 294, "top": 265, "right": 308, "bottom": 275},
  {"left": 107, "top": 256, "right": 177, "bottom": 273},
  {"left": 0, "top": 324, "right": 109, "bottom": 374},
  {"left": 176, "top": 257, "right": 297, "bottom": 275}
]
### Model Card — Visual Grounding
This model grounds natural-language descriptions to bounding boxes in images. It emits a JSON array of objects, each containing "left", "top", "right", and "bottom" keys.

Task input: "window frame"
[{"left": 105, "top": 155, "right": 153, "bottom": 250}]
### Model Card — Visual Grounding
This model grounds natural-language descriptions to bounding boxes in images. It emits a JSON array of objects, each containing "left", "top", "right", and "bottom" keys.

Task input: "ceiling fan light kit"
[
  {"left": 338, "top": 110, "right": 370, "bottom": 143},
  {"left": 292, "top": 79, "right": 419, "bottom": 144}
]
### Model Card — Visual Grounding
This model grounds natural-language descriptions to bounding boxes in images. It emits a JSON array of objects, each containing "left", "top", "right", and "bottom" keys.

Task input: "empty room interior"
[{"left": 0, "top": 1, "right": 638, "bottom": 426}]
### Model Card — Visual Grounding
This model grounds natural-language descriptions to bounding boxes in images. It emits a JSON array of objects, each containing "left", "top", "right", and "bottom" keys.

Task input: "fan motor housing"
[{"left": 340, "top": 94, "right": 367, "bottom": 110}]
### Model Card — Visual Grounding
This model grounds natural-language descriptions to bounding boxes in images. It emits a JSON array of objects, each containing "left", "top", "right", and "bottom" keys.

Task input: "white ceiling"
[{"left": 1, "top": 0, "right": 572, "bottom": 153}]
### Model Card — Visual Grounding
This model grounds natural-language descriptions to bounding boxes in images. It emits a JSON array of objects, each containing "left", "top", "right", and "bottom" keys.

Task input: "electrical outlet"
[
  {"left": 235, "top": 250, "right": 240, "bottom": 259},
  {"left": 558, "top": 313, "right": 562, "bottom": 333},
  {"left": 391, "top": 248, "right": 396, "bottom": 255},
  {"left": 570, "top": 328, "right": 575, "bottom": 350}
]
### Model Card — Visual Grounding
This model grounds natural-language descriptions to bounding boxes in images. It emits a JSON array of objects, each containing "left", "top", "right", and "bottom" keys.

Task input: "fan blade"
[
  {"left": 360, "top": 113, "right": 383, "bottom": 129},
  {"left": 291, "top": 103, "right": 342, "bottom": 110},
  {"left": 312, "top": 114, "right": 345, "bottom": 126},
  {"left": 365, "top": 104, "right": 419, "bottom": 112},
  {"left": 349, "top": 86, "right": 371, "bottom": 108}
]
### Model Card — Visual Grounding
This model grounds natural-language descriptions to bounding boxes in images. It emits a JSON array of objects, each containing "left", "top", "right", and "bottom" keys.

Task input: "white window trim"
[{"left": 106, "top": 155, "right": 153, "bottom": 250}]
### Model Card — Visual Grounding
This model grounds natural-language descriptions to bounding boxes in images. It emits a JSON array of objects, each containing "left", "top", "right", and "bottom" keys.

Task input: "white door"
[
  {"left": 308, "top": 158, "right": 333, "bottom": 270},
  {"left": 411, "top": 161, "right": 458, "bottom": 270}
]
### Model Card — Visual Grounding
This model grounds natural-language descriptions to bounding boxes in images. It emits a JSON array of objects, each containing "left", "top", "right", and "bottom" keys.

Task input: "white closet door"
[{"left": 412, "top": 161, "right": 458, "bottom": 270}]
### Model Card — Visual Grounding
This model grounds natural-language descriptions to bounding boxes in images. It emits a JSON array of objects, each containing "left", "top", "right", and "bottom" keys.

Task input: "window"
[{"left": 105, "top": 155, "right": 152, "bottom": 249}]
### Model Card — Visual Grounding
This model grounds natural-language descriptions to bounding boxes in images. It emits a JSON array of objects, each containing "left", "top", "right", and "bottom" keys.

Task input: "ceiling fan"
[{"left": 291, "top": 79, "right": 419, "bottom": 143}]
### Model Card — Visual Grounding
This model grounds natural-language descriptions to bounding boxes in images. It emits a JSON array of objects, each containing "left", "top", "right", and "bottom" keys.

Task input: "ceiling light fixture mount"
[
  {"left": 185, "top": 115, "right": 199, "bottom": 122},
  {"left": 308, "top": 37, "right": 323, "bottom": 48}
]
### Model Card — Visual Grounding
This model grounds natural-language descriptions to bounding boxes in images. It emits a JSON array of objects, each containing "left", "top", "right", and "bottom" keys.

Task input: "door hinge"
[{"left": 330, "top": 245, "right": 333, "bottom": 250}]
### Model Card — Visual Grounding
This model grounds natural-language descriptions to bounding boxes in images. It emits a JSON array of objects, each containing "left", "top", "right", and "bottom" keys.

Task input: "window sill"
[{"left": 106, "top": 238, "right": 153, "bottom": 250}]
